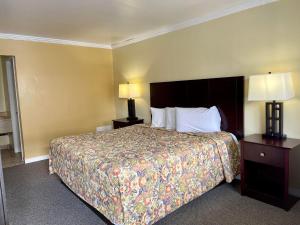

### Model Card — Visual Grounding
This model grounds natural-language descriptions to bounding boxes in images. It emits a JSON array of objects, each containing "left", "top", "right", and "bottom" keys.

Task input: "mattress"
[{"left": 49, "top": 124, "right": 239, "bottom": 225}]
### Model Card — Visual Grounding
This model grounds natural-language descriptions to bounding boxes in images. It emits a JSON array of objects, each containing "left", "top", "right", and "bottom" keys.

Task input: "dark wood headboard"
[{"left": 150, "top": 76, "right": 244, "bottom": 139}]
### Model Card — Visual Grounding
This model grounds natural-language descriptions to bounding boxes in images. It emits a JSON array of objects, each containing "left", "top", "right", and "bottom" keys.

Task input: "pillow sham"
[
  {"left": 151, "top": 107, "right": 166, "bottom": 128},
  {"left": 165, "top": 107, "right": 176, "bottom": 130},
  {"left": 176, "top": 106, "right": 221, "bottom": 133}
]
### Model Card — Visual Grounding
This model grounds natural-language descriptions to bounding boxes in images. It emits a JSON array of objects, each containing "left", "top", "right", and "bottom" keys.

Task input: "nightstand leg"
[{"left": 283, "top": 151, "right": 289, "bottom": 210}]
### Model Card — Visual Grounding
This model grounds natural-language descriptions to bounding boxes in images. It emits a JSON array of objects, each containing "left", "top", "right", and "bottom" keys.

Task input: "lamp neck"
[{"left": 127, "top": 98, "right": 137, "bottom": 120}]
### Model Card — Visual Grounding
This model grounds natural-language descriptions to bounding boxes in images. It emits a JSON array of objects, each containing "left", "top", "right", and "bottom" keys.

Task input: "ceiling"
[{"left": 0, "top": 0, "right": 276, "bottom": 48}]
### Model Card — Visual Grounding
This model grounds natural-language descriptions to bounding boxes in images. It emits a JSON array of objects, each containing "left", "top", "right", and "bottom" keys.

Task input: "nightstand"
[
  {"left": 240, "top": 134, "right": 300, "bottom": 210},
  {"left": 112, "top": 118, "right": 144, "bottom": 129}
]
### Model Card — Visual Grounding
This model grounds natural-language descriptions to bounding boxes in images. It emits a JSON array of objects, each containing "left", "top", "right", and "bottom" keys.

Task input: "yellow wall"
[
  {"left": 113, "top": 0, "right": 300, "bottom": 188},
  {"left": 0, "top": 39, "right": 115, "bottom": 159}
]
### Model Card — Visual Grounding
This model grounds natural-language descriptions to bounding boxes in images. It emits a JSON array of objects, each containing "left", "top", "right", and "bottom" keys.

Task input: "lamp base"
[
  {"left": 127, "top": 98, "right": 137, "bottom": 121},
  {"left": 265, "top": 101, "right": 286, "bottom": 139}
]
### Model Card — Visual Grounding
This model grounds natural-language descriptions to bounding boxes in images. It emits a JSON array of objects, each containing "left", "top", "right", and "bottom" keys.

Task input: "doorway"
[{"left": 0, "top": 56, "right": 24, "bottom": 168}]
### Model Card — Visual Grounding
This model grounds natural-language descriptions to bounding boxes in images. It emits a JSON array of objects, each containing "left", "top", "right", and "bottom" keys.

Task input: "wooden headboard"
[{"left": 150, "top": 76, "right": 244, "bottom": 139}]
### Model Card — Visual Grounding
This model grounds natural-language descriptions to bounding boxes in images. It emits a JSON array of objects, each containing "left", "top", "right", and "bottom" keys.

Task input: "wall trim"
[
  {"left": 0, "top": 33, "right": 112, "bottom": 49},
  {"left": 25, "top": 155, "right": 49, "bottom": 164},
  {"left": 112, "top": 0, "right": 278, "bottom": 48}
]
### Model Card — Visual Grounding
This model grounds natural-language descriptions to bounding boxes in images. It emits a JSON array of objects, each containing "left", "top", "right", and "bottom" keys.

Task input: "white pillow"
[
  {"left": 176, "top": 106, "right": 221, "bottom": 133},
  {"left": 165, "top": 107, "right": 176, "bottom": 130},
  {"left": 151, "top": 107, "right": 166, "bottom": 128}
]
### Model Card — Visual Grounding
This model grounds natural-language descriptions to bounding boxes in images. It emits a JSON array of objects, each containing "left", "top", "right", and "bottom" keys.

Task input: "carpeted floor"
[{"left": 3, "top": 160, "right": 300, "bottom": 225}]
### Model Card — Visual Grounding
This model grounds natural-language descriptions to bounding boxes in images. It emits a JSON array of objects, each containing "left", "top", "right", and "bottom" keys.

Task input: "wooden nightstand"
[
  {"left": 240, "top": 134, "right": 300, "bottom": 210},
  {"left": 112, "top": 118, "right": 144, "bottom": 129}
]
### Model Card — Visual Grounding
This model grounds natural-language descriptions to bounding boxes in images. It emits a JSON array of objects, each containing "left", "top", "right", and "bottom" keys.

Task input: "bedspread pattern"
[{"left": 49, "top": 124, "right": 239, "bottom": 225}]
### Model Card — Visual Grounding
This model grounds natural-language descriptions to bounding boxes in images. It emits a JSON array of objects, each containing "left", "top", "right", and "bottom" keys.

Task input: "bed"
[{"left": 49, "top": 76, "right": 244, "bottom": 225}]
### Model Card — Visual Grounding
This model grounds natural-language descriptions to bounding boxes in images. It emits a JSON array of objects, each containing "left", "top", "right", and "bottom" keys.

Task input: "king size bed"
[{"left": 49, "top": 76, "right": 244, "bottom": 225}]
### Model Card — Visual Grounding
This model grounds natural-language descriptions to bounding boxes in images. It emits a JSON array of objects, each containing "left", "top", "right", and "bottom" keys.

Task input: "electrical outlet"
[{"left": 96, "top": 125, "right": 112, "bottom": 132}]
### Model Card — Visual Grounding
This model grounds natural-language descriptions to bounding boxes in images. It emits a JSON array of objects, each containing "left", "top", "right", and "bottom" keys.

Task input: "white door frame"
[{"left": 1, "top": 56, "right": 24, "bottom": 161}]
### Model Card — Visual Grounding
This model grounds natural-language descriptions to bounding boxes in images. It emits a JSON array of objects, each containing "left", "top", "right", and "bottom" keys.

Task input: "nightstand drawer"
[{"left": 243, "top": 143, "right": 284, "bottom": 168}]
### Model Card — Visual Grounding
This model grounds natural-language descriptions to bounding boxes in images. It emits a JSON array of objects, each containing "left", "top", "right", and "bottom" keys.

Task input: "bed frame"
[{"left": 150, "top": 76, "right": 244, "bottom": 139}]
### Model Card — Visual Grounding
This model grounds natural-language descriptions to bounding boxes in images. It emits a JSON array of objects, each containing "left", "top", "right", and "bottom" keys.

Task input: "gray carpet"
[{"left": 3, "top": 160, "right": 300, "bottom": 225}]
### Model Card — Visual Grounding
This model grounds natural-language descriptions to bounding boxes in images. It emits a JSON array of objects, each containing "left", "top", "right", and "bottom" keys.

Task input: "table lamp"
[
  {"left": 248, "top": 72, "right": 294, "bottom": 139},
  {"left": 119, "top": 83, "right": 140, "bottom": 121}
]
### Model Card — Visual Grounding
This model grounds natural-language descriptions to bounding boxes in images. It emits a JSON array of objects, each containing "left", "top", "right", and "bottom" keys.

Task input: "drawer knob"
[{"left": 260, "top": 152, "right": 265, "bottom": 157}]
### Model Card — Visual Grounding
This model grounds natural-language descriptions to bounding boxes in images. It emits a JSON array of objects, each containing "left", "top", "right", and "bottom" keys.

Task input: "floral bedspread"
[{"left": 49, "top": 124, "right": 239, "bottom": 225}]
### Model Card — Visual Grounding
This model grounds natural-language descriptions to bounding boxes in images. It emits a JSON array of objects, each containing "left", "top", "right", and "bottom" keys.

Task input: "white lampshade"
[
  {"left": 119, "top": 83, "right": 140, "bottom": 99},
  {"left": 248, "top": 73, "right": 294, "bottom": 101},
  {"left": 119, "top": 84, "right": 129, "bottom": 98}
]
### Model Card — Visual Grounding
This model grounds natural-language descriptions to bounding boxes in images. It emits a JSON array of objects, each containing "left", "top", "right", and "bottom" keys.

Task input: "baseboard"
[
  {"left": 96, "top": 125, "right": 112, "bottom": 132},
  {"left": 25, "top": 155, "right": 49, "bottom": 164}
]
